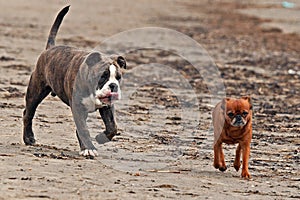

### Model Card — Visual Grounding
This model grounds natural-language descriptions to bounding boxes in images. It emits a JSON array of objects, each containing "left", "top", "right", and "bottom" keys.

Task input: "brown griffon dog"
[{"left": 212, "top": 96, "right": 252, "bottom": 179}]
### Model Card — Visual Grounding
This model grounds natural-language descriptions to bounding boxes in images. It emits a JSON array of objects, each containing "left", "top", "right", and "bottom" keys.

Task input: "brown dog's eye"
[
  {"left": 227, "top": 112, "right": 234, "bottom": 118},
  {"left": 242, "top": 111, "right": 248, "bottom": 117}
]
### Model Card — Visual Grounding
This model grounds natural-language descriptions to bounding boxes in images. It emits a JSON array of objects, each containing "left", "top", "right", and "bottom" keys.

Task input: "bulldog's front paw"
[
  {"left": 24, "top": 136, "right": 36, "bottom": 146},
  {"left": 23, "top": 130, "right": 36, "bottom": 145},
  {"left": 79, "top": 149, "right": 98, "bottom": 157},
  {"left": 95, "top": 133, "right": 110, "bottom": 144}
]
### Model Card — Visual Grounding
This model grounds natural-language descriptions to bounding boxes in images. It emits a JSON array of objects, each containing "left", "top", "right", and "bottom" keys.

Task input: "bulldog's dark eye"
[
  {"left": 116, "top": 73, "right": 121, "bottom": 81},
  {"left": 102, "top": 71, "right": 109, "bottom": 78},
  {"left": 98, "top": 71, "right": 109, "bottom": 85},
  {"left": 242, "top": 111, "right": 248, "bottom": 117},
  {"left": 227, "top": 112, "right": 234, "bottom": 118}
]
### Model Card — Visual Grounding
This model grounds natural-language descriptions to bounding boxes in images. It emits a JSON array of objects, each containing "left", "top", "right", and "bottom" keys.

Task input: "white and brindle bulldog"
[{"left": 23, "top": 6, "right": 126, "bottom": 157}]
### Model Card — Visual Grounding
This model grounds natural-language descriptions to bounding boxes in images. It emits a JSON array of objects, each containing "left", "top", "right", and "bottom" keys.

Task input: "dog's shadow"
[
  {"left": 19, "top": 143, "right": 86, "bottom": 160},
  {"left": 191, "top": 168, "right": 243, "bottom": 180}
]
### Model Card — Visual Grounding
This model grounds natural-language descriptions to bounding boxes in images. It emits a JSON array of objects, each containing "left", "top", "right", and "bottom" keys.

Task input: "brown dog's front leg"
[
  {"left": 213, "top": 139, "right": 227, "bottom": 172},
  {"left": 241, "top": 143, "right": 251, "bottom": 179},
  {"left": 219, "top": 143, "right": 227, "bottom": 172},
  {"left": 213, "top": 143, "right": 220, "bottom": 169}
]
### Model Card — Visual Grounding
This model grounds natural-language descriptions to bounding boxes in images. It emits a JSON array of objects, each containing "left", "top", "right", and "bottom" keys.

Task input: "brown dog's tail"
[{"left": 46, "top": 5, "right": 70, "bottom": 50}]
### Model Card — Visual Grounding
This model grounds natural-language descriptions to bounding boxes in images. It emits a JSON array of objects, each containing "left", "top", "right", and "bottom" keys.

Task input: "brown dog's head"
[{"left": 221, "top": 96, "right": 252, "bottom": 127}]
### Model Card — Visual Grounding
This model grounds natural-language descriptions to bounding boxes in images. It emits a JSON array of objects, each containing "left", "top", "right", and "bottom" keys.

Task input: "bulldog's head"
[
  {"left": 95, "top": 55, "right": 126, "bottom": 105},
  {"left": 83, "top": 52, "right": 126, "bottom": 107}
]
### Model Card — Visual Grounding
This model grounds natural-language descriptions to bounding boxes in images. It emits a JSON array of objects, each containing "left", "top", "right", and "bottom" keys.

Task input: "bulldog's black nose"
[{"left": 109, "top": 83, "right": 118, "bottom": 92}]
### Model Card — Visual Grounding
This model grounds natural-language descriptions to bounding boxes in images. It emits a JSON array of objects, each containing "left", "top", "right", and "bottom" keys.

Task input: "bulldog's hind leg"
[
  {"left": 95, "top": 105, "right": 117, "bottom": 144},
  {"left": 23, "top": 73, "right": 51, "bottom": 145}
]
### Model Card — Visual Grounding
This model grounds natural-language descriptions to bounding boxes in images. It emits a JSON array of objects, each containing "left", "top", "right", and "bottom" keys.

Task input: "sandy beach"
[{"left": 0, "top": 0, "right": 299, "bottom": 199}]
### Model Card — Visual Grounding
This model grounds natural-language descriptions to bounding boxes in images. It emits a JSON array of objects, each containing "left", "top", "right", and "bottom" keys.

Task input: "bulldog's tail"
[{"left": 46, "top": 5, "right": 70, "bottom": 50}]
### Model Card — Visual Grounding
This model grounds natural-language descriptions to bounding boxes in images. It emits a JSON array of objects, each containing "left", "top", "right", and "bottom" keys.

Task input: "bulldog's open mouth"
[{"left": 98, "top": 92, "right": 119, "bottom": 104}]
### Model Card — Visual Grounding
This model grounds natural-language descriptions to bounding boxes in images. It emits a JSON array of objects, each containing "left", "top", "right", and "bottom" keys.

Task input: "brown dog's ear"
[
  {"left": 117, "top": 56, "right": 126, "bottom": 69},
  {"left": 221, "top": 98, "right": 229, "bottom": 110},
  {"left": 241, "top": 96, "right": 252, "bottom": 110}
]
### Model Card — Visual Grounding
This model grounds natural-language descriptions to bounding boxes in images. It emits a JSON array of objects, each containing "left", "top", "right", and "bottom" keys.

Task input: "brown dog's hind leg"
[
  {"left": 234, "top": 144, "right": 242, "bottom": 171},
  {"left": 23, "top": 73, "right": 51, "bottom": 145}
]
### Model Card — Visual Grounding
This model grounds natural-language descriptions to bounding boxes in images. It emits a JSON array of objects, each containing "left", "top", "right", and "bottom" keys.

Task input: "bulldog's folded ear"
[
  {"left": 241, "top": 96, "right": 252, "bottom": 110},
  {"left": 85, "top": 52, "right": 102, "bottom": 67},
  {"left": 117, "top": 56, "right": 126, "bottom": 69}
]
